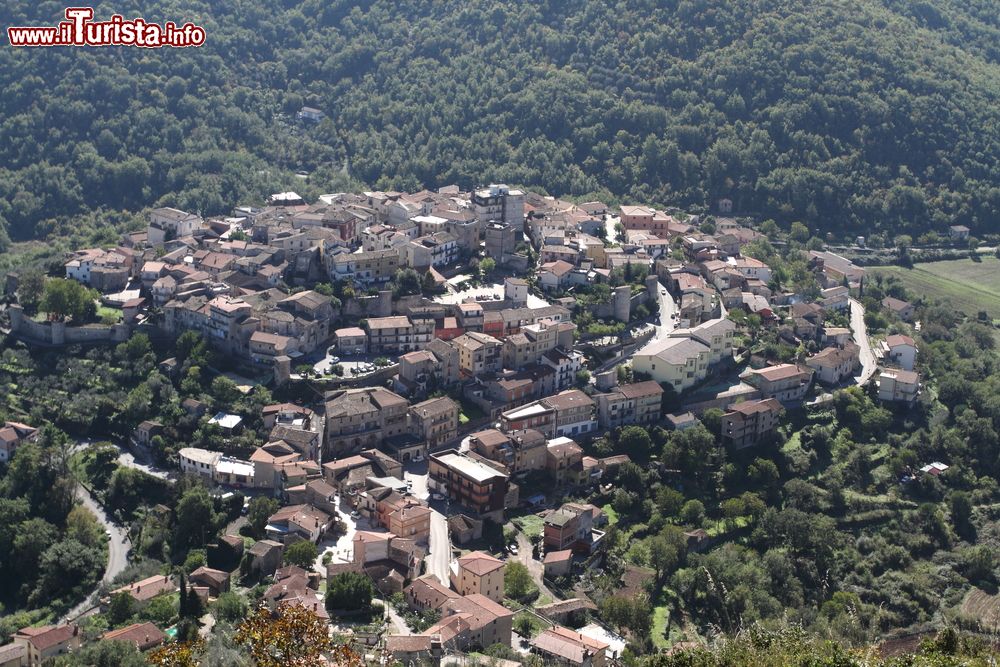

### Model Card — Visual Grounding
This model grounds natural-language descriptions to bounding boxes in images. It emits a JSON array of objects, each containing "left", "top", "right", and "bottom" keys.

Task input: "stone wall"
[{"left": 7, "top": 305, "right": 129, "bottom": 346}]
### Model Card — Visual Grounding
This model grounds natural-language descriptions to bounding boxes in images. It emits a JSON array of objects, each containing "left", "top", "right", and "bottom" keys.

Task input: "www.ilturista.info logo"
[{"left": 7, "top": 7, "right": 205, "bottom": 47}]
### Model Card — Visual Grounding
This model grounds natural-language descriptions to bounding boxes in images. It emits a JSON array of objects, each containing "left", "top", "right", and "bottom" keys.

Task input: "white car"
[{"left": 329, "top": 356, "right": 340, "bottom": 364}]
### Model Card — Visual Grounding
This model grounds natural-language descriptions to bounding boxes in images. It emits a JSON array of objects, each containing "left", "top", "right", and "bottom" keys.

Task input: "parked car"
[
  {"left": 508, "top": 543, "right": 519, "bottom": 555},
  {"left": 329, "top": 356, "right": 340, "bottom": 364},
  {"left": 431, "top": 493, "right": 445, "bottom": 501},
  {"left": 349, "top": 511, "right": 361, "bottom": 520}
]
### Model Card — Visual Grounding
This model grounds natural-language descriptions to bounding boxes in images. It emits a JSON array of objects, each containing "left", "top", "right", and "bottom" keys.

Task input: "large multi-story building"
[
  {"left": 408, "top": 397, "right": 459, "bottom": 449},
  {"left": 148, "top": 207, "right": 202, "bottom": 246},
  {"left": 471, "top": 184, "right": 524, "bottom": 227},
  {"left": 721, "top": 399, "right": 784, "bottom": 449},
  {"left": 468, "top": 428, "right": 547, "bottom": 475},
  {"left": 500, "top": 402, "right": 556, "bottom": 438},
  {"left": 503, "top": 319, "right": 570, "bottom": 369},
  {"left": 632, "top": 318, "right": 735, "bottom": 390},
  {"left": 453, "top": 331, "right": 504, "bottom": 377},
  {"left": 364, "top": 316, "right": 435, "bottom": 354},
  {"left": 450, "top": 551, "right": 505, "bottom": 602},
  {"left": 806, "top": 342, "right": 860, "bottom": 385},
  {"left": 743, "top": 364, "right": 814, "bottom": 403},
  {"left": 543, "top": 502, "right": 604, "bottom": 554},
  {"left": 326, "top": 248, "right": 400, "bottom": 285},
  {"left": 324, "top": 388, "right": 410, "bottom": 456},
  {"left": 540, "top": 390, "right": 597, "bottom": 438},
  {"left": 595, "top": 381, "right": 664, "bottom": 428},
  {"left": 484, "top": 222, "right": 519, "bottom": 261},
  {"left": 403, "top": 232, "right": 459, "bottom": 270},
  {"left": 429, "top": 450, "right": 510, "bottom": 520},
  {"left": 632, "top": 336, "right": 710, "bottom": 391},
  {"left": 877, "top": 368, "right": 920, "bottom": 404}
]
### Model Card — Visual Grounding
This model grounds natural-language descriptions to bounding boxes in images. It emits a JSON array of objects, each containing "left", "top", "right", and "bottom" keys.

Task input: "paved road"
[
  {"left": 61, "top": 484, "right": 130, "bottom": 622},
  {"left": 634, "top": 280, "right": 679, "bottom": 357},
  {"left": 75, "top": 438, "right": 173, "bottom": 481},
  {"left": 849, "top": 298, "right": 878, "bottom": 385},
  {"left": 314, "top": 495, "right": 371, "bottom": 571},
  {"left": 405, "top": 465, "right": 452, "bottom": 584}
]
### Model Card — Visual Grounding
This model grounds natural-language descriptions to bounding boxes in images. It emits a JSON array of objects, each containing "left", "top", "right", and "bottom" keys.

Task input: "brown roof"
[
  {"left": 189, "top": 566, "right": 230, "bottom": 588},
  {"left": 385, "top": 634, "right": 434, "bottom": 653},
  {"left": 102, "top": 621, "right": 165, "bottom": 650},
  {"left": 727, "top": 398, "right": 784, "bottom": 416},
  {"left": 456, "top": 551, "right": 505, "bottom": 576},
  {"left": 751, "top": 363, "right": 810, "bottom": 381},
  {"left": 544, "top": 549, "right": 573, "bottom": 564},
  {"left": 542, "top": 390, "right": 595, "bottom": 411},
  {"left": 248, "top": 539, "right": 283, "bottom": 557},
  {"left": 410, "top": 396, "right": 458, "bottom": 419},
  {"left": 15, "top": 624, "right": 79, "bottom": 652},
  {"left": 531, "top": 625, "right": 609, "bottom": 663},
  {"left": 404, "top": 574, "right": 460, "bottom": 609},
  {"left": 617, "top": 380, "right": 664, "bottom": 399},
  {"left": 885, "top": 334, "right": 916, "bottom": 348},
  {"left": 112, "top": 575, "right": 175, "bottom": 602}
]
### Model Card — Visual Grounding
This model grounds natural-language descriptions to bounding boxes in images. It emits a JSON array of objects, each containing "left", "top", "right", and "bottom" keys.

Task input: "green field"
[{"left": 871, "top": 257, "right": 1000, "bottom": 318}]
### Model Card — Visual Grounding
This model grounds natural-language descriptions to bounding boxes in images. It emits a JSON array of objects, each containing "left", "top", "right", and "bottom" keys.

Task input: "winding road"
[{"left": 60, "top": 483, "right": 130, "bottom": 622}]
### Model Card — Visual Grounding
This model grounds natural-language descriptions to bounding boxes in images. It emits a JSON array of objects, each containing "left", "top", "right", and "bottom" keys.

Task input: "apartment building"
[
  {"left": 543, "top": 502, "right": 604, "bottom": 554},
  {"left": 469, "top": 428, "right": 547, "bottom": 476},
  {"left": 721, "top": 399, "right": 784, "bottom": 449},
  {"left": 148, "top": 207, "right": 202, "bottom": 246},
  {"left": 429, "top": 450, "right": 510, "bottom": 520},
  {"left": 326, "top": 248, "right": 399, "bottom": 285},
  {"left": 324, "top": 387, "right": 409, "bottom": 456},
  {"left": 595, "top": 381, "right": 663, "bottom": 428},
  {"left": 408, "top": 396, "right": 459, "bottom": 448},
  {"left": 742, "top": 364, "right": 814, "bottom": 403},
  {"left": 632, "top": 336, "right": 710, "bottom": 391},
  {"left": 878, "top": 368, "right": 920, "bottom": 405},
  {"left": 365, "top": 316, "right": 434, "bottom": 354},
  {"left": 500, "top": 402, "right": 556, "bottom": 438},
  {"left": 453, "top": 332, "right": 504, "bottom": 377},
  {"left": 541, "top": 390, "right": 598, "bottom": 438}
]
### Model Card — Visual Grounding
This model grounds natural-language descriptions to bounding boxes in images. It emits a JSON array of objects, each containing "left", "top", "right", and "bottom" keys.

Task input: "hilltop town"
[{"left": 0, "top": 184, "right": 946, "bottom": 665}]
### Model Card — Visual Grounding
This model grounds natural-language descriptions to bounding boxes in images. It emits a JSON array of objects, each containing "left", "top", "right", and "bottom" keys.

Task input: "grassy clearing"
[
  {"left": 602, "top": 504, "right": 619, "bottom": 526},
  {"left": 871, "top": 257, "right": 1000, "bottom": 317},
  {"left": 652, "top": 605, "right": 671, "bottom": 649},
  {"left": 512, "top": 513, "right": 545, "bottom": 538},
  {"left": 513, "top": 610, "right": 547, "bottom": 638}
]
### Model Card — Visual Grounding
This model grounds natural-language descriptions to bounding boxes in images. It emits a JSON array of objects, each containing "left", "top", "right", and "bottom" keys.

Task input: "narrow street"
[
  {"left": 850, "top": 298, "right": 877, "bottom": 385},
  {"left": 514, "top": 532, "right": 556, "bottom": 603},
  {"left": 405, "top": 464, "right": 452, "bottom": 584},
  {"left": 634, "top": 280, "right": 680, "bottom": 356}
]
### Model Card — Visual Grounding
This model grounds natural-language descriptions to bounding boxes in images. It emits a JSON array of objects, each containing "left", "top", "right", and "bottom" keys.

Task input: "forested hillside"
[{"left": 1, "top": 0, "right": 999, "bottom": 252}]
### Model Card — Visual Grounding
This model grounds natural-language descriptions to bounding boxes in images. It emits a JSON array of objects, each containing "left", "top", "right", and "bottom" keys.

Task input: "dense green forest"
[{"left": 1, "top": 0, "right": 999, "bottom": 257}]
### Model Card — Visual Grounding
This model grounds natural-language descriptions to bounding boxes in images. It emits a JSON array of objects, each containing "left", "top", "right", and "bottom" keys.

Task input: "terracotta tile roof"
[
  {"left": 112, "top": 575, "right": 175, "bottom": 602},
  {"left": 15, "top": 624, "right": 79, "bottom": 652},
  {"left": 456, "top": 551, "right": 505, "bottom": 576},
  {"left": 101, "top": 621, "right": 165, "bottom": 650}
]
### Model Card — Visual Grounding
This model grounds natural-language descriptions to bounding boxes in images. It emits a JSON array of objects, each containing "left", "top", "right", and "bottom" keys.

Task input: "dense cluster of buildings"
[{"left": 19, "top": 184, "right": 932, "bottom": 665}]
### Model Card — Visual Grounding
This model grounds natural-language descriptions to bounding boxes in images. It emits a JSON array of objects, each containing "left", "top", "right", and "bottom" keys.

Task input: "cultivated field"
[
  {"left": 960, "top": 588, "right": 1000, "bottom": 630},
  {"left": 871, "top": 257, "right": 1000, "bottom": 318}
]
